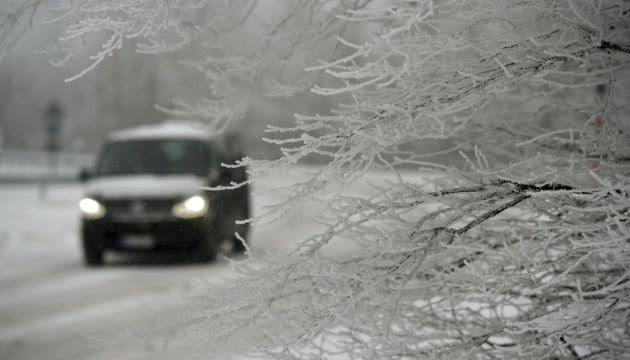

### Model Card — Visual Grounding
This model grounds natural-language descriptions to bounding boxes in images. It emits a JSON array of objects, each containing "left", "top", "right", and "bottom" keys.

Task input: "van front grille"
[{"left": 102, "top": 198, "right": 177, "bottom": 220}]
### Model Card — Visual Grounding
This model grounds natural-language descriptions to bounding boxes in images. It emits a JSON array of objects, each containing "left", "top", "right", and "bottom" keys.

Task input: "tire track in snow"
[{"left": 0, "top": 291, "right": 179, "bottom": 340}]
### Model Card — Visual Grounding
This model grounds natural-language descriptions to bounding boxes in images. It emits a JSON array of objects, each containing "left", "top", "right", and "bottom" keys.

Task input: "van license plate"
[{"left": 121, "top": 235, "right": 154, "bottom": 249}]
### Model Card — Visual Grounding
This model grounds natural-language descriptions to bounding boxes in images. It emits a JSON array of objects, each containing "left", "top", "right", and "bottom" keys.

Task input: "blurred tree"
[
  {"left": 0, "top": 0, "right": 41, "bottom": 61},
  {"left": 5, "top": 0, "right": 630, "bottom": 358}
]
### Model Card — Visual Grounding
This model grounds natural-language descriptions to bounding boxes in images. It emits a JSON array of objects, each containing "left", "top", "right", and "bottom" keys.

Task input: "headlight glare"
[
  {"left": 172, "top": 195, "right": 208, "bottom": 219},
  {"left": 79, "top": 198, "right": 106, "bottom": 219}
]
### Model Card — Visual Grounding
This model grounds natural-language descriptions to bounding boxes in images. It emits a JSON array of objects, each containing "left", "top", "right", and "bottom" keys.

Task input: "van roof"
[{"left": 108, "top": 121, "right": 216, "bottom": 141}]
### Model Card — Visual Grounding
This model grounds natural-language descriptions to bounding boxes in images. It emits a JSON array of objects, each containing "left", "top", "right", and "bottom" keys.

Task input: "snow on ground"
[
  {"left": 0, "top": 175, "right": 319, "bottom": 359},
  {"left": 0, "top": 168, "right": 428, "bottom": 359}
]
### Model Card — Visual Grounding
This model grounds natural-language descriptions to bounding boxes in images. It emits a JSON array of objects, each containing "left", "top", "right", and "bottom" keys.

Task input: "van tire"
[
  {"left": 191, "top": 236, "right": 217, "bottom": 263},
  {"left": 83, "top": 247, "right": 104, "bottom": 266}
]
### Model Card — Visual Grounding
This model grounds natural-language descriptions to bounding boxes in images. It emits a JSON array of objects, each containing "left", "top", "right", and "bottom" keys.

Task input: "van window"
[{"left": 96, "top": 139, "right": 211, "bottom": 177}]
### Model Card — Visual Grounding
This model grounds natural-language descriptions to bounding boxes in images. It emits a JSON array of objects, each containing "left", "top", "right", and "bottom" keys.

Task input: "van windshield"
[{"left": 96, "top": 139, "right": 211, "bottom": 177}]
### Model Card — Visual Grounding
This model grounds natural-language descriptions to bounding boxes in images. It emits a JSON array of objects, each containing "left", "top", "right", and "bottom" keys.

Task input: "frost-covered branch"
[
  {"left": 0, "top": 0, "right": 42, "bottom": 60},
  {"left": 23, "top": 0, "right": 630, "bottom": 358},
  {"left": 38, "top": 0, "right": 372, "bottom": 132},
  {"left": 192, "top": 1, "right": 629, "bottom": 358}
]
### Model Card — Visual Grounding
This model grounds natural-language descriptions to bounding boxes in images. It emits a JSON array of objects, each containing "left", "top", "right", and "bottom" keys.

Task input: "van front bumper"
[{"left": 81, "top": 217, "right": 208, "bottom": 251}]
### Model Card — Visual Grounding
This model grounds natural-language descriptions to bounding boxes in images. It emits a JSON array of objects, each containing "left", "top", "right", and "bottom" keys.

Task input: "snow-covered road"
[
  {"left": 0, "top": 168, "right": 415, "bottom": 359},
  {"left": 0, "top": 179, "right": 325, "bottom": 359}
]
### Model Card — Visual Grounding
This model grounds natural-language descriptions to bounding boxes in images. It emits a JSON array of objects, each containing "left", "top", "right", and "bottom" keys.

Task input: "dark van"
[{"left": 78, "top": 122, "right": 250, "bottom": 266}]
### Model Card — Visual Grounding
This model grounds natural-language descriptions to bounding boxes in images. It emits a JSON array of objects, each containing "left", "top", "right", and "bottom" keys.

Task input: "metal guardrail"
[{"left": 0, "top": 150, "right": 95, "bottom": 183}]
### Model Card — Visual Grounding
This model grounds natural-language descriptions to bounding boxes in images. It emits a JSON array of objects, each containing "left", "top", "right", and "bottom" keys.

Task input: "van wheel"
[
  {"left": 191, "top": 236, "right": 217, "bottom": 263},
  {"left": 83, "top": 247, "right": 104, "bottom": 266}
]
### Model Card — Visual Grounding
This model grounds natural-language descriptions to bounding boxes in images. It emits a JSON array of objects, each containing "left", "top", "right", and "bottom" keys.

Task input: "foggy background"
[{"left": 0, "top": 5, "right": 339, "bottom": 159}]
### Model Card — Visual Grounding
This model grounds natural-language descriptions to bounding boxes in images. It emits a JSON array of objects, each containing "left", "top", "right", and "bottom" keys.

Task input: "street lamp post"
[{"left": 39, "top": 101, "right": 64, "bottom": 200}]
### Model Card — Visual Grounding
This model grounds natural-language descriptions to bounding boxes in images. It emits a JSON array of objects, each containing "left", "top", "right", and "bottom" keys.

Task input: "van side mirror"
[
  {"left": 79, "top": 168, "right": 92, "bottom": 183},
  {"left": 218, "top": 164, "right": 246, "bottom": 182}
]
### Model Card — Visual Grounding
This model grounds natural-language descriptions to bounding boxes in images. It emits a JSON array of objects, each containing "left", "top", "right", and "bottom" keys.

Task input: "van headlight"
[
  {"left": 79, "top": 198, "right": 106, "bottom": 219},
  {"left": 172, "top": 195, "right": 208, "bottom": 219}
]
